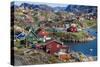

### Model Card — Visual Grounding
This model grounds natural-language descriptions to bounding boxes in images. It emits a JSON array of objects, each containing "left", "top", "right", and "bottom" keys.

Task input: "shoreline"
[
  {"left": 61, "top": 36, "right": 96, "bottom": 43},
  {"left": 14, "top": 48, "right": 97, "bottom": 65},
  {"left": 61, "top": 24, "right": 97, "bottom": 43},
  {"left": 82, "top": 24, "right": 96, "bottom": 30}
]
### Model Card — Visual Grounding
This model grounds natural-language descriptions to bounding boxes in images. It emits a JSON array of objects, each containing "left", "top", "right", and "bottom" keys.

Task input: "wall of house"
[{"left": 46, "top": 41, "right": 62, "bottom": 54}]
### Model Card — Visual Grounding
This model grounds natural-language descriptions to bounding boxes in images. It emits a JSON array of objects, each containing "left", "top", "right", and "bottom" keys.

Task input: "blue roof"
[{"left": 16, "top": 32, "right": 26, "bottom": 39}]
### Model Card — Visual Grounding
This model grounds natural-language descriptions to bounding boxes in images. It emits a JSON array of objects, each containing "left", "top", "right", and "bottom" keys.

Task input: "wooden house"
[
  {"left": 45, "top": 40, "right": 68, "bottom": 54},
  {"left": 36, "top": 28, "right": 49, "bottom": 37}
]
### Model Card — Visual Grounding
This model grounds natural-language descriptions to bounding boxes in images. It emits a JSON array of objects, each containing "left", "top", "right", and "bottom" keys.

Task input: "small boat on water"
[{"left": 89, "top": 48, "right": 93, "bottom": 52}]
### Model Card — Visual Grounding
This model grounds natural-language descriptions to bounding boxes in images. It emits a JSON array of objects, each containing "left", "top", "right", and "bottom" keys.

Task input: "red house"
[
  {"left": 36, "top": 28, "right": 48, "bottom": 37},
  {"left": 70, "top": 27, "right": 77, "bottom": 32},
  {"left": 67, "top": 23, "right": 77, "bottom": 32},
  {"left": 45, "top": 40, "right": 68, "bottom": 54}
]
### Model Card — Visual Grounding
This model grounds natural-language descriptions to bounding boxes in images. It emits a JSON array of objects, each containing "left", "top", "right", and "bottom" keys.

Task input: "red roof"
[
  {"left": 45, "top": 40, "right": 62, "bottom": 45},
  {"left": 37, "top": 28, "right": 48, "bottom": 37}
]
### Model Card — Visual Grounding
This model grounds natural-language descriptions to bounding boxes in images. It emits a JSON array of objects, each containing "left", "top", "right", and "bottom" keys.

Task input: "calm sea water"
[{"left": 65, "top": 28, "right": 97, "bottom": 56}]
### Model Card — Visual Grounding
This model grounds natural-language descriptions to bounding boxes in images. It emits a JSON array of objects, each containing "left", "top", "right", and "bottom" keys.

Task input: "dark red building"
[
  {"left": 36, "top": 28, "right": 48, "bottom": 37},
  {"left": 70, "top": 27, "right": 77, "bottom": 32},
  {"left": 45, "top": 40, "right": 68, "bottom": 54}
]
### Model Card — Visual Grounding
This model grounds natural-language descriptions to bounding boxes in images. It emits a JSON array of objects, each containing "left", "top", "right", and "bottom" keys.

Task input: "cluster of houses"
[
  {"left": 14, "top": 7, "right": 81, "bottom": 58},
  {"left": 14, "top": 24, "right": 72, "bottom": 62},
  {"left": 14, "top": 26, "right": 69, "bottom": 49},
  {"left": 14, "top": 5, "right": 97, "bottom": 34},
  {"left": 13, "top": 5, "right": 97, "bottom": 62}
]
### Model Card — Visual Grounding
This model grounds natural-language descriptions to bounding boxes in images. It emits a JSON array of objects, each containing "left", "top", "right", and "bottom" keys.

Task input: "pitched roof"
[{"left": 45, "top": 40, "right": 63, "bottom": 45}]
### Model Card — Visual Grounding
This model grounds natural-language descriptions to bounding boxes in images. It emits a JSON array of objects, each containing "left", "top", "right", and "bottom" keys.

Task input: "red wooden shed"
[{"left": 45, "top": 40, "right": 68, "bottom": 54}]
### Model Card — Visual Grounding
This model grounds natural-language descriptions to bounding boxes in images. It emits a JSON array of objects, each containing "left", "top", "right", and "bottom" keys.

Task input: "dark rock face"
[
  {"left": 65, "top": 5, "right": 97, "bottom": 15},
  {"left": 20, "top": 3, "right": 53, "bottom": 11},
  {"left": 11, "top": 2, "right": 97, "bottom": 15}
]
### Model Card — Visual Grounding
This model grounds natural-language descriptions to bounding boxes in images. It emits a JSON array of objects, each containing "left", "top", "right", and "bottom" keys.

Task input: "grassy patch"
[
  {"left": 54, "top": 31, "right": 87, "bottom": 40},
  {"left": 71, "top": 31, "right": 86, "bottom": 40},
  {"left": 83, "top": 20, "right": 96, "bottom": 27}
]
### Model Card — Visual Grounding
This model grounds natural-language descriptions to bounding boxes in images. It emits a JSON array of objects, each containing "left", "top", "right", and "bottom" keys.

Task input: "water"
[{"left": 65, "top": 28, "right": 97, "bottom": 56}]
